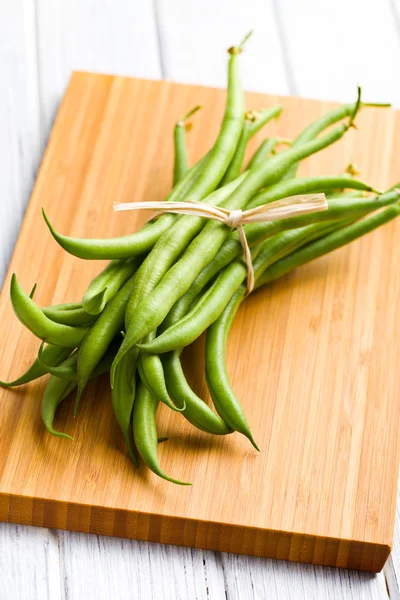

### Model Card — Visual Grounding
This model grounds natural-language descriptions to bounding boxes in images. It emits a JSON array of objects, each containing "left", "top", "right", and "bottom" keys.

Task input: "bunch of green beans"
[{"left": 2, "top": 33, "right": 398, "bottom": 485}]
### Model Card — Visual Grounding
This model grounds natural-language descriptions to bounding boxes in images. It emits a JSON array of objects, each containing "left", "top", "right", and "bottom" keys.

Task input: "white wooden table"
[{"left": 1, "top": 1, "right": 400, "bottom": 598}]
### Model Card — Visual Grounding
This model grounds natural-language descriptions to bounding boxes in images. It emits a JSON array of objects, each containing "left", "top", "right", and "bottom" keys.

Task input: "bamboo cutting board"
[{"left": 1, "top": 73, "right": 400, "bottom": 572}]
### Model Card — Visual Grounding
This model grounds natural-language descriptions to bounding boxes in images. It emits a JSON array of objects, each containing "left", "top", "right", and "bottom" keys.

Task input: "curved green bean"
[
  {"left": 41, "top": 152, "right": 208, "bottom": 260},
  {"left": 162, "top": 351, "right": 232, "bottom": 435},
  {"left": 41, "top": 355, "right": 79, "bottom": 439},
  {"left": 82, "top": 258, "right": 139, "bottom": 314},
  {"left": 42, "top": 303, "right": 97, "bottom": 326},
  {"left": 0, "top": 344, "right": 72, "bottom": 388},
  {"left": 111, "top": 349, "right": 138, "bottom": 465},
  {"left": 10, "top": 275, "right": 90, "bottom": 347},
  {"left": 133, "top": 381, "right": 191, "bottom": 485}
]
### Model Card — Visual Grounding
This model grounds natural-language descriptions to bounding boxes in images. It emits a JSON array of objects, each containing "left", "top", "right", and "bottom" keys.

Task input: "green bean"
[
  {"left": 139, "top": 260, "right": 247, "bottom": 354},
  {"left": 29, "top": 283, "right": 37, "bottom": 299},
  {"left": 41, "top": 354, "right": 79, "bottom": 439},
  {"left": 112, "top": 101, "right": 363, "bottom": 378},
  {"left": 123, "top": 40, "right": 246, "bottom": 331},
  {"left": 133, "top": 380, "right": 191, "bottom": 485},
  {"left": 41, "top": 152, "right": 209, "bottom": 260},
  {"left": 10, "top": 275, "right": 90, "bottom": 347},
  {"left": 221, "top": 106, "right": 282, "bottom": 184},
  {"left": 205, "top": 288, "right": 257, "bottom": 447},
  {"left": 111, "top": 349, "right": 138, "bottom": 465},
  {"left": 162, "top": 351, "right": 232, "bottom": 435},
  {"left": 37, "top": 338, "right": 120, "bottom": 381},
  {"left": 136, "top": 107, "right": 193, "bottom": 410},
  {"left": 76, "top": 273, "right": 136, "bottom": 413},
  {"left": 82, "top": 258, "right": 139, "bottom": 314},
  {"left": 256, "top": 202, "right": 400, "bottom": 288},
  {"left": 124, "top": 174, "right": 248, "bottom": 328},
  {"left": 0, "top": 344, "right": 73, "bottom": 388},
  {"left": 163, "top": 189, "right": 398, "bottom": 336},
  {"left": 42, "top": 303, "right": 97, "bottom": 326},
  {"left": 173, "top": 106, "right": 201, "bottom": 185},
  {"left": 281, "top": 91, "right": 385, "bottom": 180},
  {"left": 138, "top": 331, "right": 185, "bottom": 411},
  {"left": 203, "top": 218, "right": 353, "bottom": 449},
  {"left": 248, "top": 174, "right": 378, "bottom": 208},
  {"left": 246, "top": 138, "right": 279, "bottom": 170},
  {"left": 140, "top": 217, "right": 346, "bottom": 355}
]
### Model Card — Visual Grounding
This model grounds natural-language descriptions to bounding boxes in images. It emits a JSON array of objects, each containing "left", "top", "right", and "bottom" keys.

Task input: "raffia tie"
[{"left": 114, "top": 193, "right": 327, "bottom": 294}]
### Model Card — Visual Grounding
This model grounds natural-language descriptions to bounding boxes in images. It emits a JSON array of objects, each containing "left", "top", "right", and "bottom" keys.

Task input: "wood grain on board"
[{"left": 0, "top": 72, "right": 399, "bottom": 573}]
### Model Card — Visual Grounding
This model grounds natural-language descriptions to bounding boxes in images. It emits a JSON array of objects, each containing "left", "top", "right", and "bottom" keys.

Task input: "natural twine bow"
[{"left": 114, "top": 193, "right": 327, "bottom": 294}]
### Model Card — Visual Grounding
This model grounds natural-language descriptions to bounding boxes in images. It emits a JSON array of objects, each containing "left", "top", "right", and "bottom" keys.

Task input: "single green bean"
[
  {"left": 205, "top": 288, "right": 258, "bottom": 448},
  {"left": 221, "top": 106, "right": 282, "bottom": 184},
  {"left": 138, "top": 330, "right": 185, "bottom": 411},
  {"left": 162, "top": 351, "right": 232, "bottom": 435},
  {"left": 76, "top": 274, "right": 136, "bottom": 413},
  {"left": 249, "top": 174, "right": 378, "bottom": 208},
  {"left": 173, "top": 106, "right": 201, "bottom": 185},
  {"left": 133, "top": 380, "right": 191, "bottom": 485},
  {"left": 42, "top": 303, "right": 97, "bottom": 326},
  {"left": 246, "top": 138, "right": 279, "bottom": 170},
  {"left": 41, "top": 354, "right": 79, "bottom": 439},
  {"left": 0, "top": 344, "right": 72, "bottom": 388},
  {"left": 10, "top": 275, "right": 90, "bottom": 347},
  {"left": 38, "top": 337, "right": 120, "bottom": 381},
  {"left": 41, "top": 153, "right": 208, "bottom": 260},
  {"left": 111, "top": 349, "right": 138, "bottom": 465},
  {"left": 82, "top": 258, "right": 139, "bottom": 314}
]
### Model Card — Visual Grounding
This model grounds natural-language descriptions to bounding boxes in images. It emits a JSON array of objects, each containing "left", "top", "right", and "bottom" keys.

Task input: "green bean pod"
[
  {"left": 76, "top": 274, "right": 136, "bottom": 412},
  {"left": 38, "top": 337, "right": 120, "bottom": 381},
  {"left": 133, "top": 381, "right": 191, "bottom": 485},
  {"left": 82, "top": 258, "right": 139, "bottom": 314},
  {"left": 111, "top": 349, "right": 138, "bottom": 465},
  {"left": 204, "top": 287, "right": 257, "bottom": 446},
  {"left": 246, "top": 138, "right": 279, "bottom": 170},
  {"left": 221, "top": 106, "right": 282, "bottom": 184},
  {"left": 249, "top": 174, "right": 378, "bottom": 208},
  {"left": 173, "top": 105, "right": 201, "bottom": 185},
  {"left": 41, "top": 152, "right": 208, "bottom": 260},
  {"left": 138, "top": 330, "right": 185, "bottom": 411},
  {"left": 256, "top": 202, "right": 400, "bottom": 288},
  {"left": 162, "top": 351, "right": 232, "bottom": 435},
  {"left": 41, "top": 354, "right": 79, "bottom": 439},
  {"left": 0, "top": 344, "right": 73, "bottom": 388},
  {"left": 124, "top": 174, "right": 248, "bottom": 327},
  {"left": 139, "top": 260, "right": 247, "bottom": 354},
  {"left": 10, "top": 275, "right": 90, "bottom": 347},
  {"left": 42, "top": 303, "right": 97, "bottom": 326}
]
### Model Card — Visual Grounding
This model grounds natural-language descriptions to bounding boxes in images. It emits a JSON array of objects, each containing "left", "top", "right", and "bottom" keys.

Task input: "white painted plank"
[
  {"left": 383, "top": 477, "right": 400, "bottom": 597},
  {"left": 58, "top": 531, "right": 226, "bottom": 600},
  {"left": 0, "top": 0, "right": 43, "bottom": 287},
  {"left": 154, "top": 0, "right": 290, "bottom": 95},
  {"left": 35, "top": 0, "right": 162, "bottom": 146},
  {"left": 0, "top": 524, "right": 61, "bottom": 600},
  {"left": 58, "top": 529, "right": 390, "bottom": 600},
  {"left": 273, "top": 0, "right": 400, "bottom": 106},
  {"left": 220, "top": 552, "right": 390, "bottom": 599}
]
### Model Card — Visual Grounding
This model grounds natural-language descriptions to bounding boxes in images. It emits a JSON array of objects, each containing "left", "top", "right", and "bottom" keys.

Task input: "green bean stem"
[{"left": 173, "top": 105, "right": 201, "bottom": 185}]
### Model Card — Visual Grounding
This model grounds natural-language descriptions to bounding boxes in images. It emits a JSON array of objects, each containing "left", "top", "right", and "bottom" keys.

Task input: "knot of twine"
[{"left": 114, "top": 193, "right": 327, "bottom": 294}]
